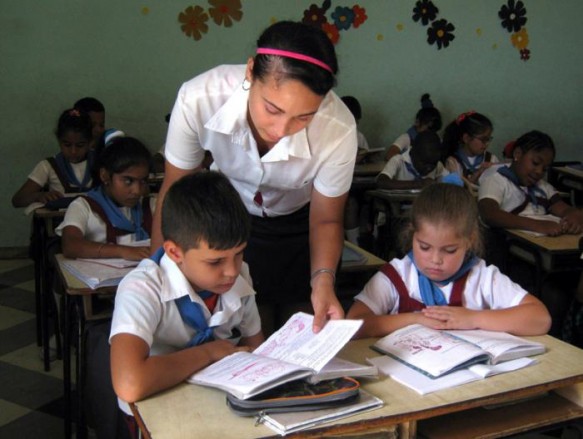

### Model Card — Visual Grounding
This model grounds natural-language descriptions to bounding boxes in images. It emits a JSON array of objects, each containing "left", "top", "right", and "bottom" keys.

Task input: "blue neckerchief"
[
  {"left": 441, "top": 173, "right": 464, "bottom": 187},
  {"left": 150, "top": 247, "right": 215, "bottom": 347},
  {"left": 404, "top": 161, "right": 423, "bottom": 180},
  {"left": 406, "top": 126, "right": 418, "bottom": 143},
  {"left": 408, "top": 251, "right": 479, "bottom": 306},
  {"left": 87, "top": 186, "right": 148, "bottom": 240},
  {"left": 455, "top": 148, "right": 484, "bottom": 174},
  {"left": 497, "top": 165, "right": 546, "bottom": 207},
  {"left": 54, "top": 150, "right": 94, "bottom": 191}
]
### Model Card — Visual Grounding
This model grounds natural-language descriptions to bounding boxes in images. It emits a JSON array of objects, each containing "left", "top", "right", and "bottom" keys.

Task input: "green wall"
[{"left": 1, "top": 0, "right": 582, "bottom": 248}]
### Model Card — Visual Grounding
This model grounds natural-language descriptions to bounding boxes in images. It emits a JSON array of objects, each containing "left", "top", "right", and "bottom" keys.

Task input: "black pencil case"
[{"left": 226, "top": 377, "right": 361, "bottom": 416}]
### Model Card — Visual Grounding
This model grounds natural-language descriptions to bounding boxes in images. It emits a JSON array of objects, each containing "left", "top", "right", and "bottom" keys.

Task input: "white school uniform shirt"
[
  {"left": 28, "top": 158, "right": 91, "bottom": 193},
  {"left": 391, "top": 132, "right": 412, "bottom": 154},
  {"left": 54, "top": 196, "right": 157, "bottom": 244},
  {"left": 445, "top": 153, "right": 500, "bottom": 179},
  {"left": 354, "top": 256, "right": 528, "bottom": 316},
  {"left": 165, "top": 65, "right": 357, "bottom": 217},
  {"left": 478, "top": 164, "right": 558, "bottom": 216},
  {"left": 377, "top": 150, "right": 448, "bottom": 181},
  {"left": 109, "top": 253, "right": 261, "bottom": 413}
]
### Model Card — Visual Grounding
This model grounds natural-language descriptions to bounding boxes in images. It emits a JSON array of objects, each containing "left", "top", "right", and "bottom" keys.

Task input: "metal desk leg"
[{"left": 63, "top": 292, "right": 72, "bottom": 439}]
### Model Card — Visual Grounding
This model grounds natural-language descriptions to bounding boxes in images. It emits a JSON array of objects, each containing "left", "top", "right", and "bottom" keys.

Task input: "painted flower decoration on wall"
[
  {"left": 179, "top": 5, "right": 209, "bottom": 41},
  {"left": 498, "top": 0, "right": 530, "bottom": 61},
  {"left": 427, "top": 19, "right": 455, "bottom": 49},
  {"left": 208, "top": 0, "right": 242, "bottom": 27},
  {"left": 412, "top": 0, "right": 439, "bottom": 26},
  {"left": 498, "top": 0, "right": 527, "bottom": 33},
  {"left": 178, "top": 0, "right": 243, "bottom": 41},
  {"left": 301, "top": 0, "right": 368, "bottom": 45}
]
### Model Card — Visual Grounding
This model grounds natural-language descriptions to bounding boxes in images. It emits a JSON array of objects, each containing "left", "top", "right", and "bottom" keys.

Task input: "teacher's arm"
[
  {"left": 150, "top": 160, "right": 201, "bottom": 252},
  {"left": 309, "top": 189, "right": 348, "bottom": 333}
]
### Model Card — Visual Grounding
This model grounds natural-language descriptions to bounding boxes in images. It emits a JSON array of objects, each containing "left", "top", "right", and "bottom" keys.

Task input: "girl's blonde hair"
[{"left": 399, "top": 183, "right": 483, "bottom": 256}]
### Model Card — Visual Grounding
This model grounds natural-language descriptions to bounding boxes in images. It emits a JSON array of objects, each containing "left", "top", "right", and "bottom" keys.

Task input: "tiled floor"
[{"left": 0, "top": 258, "right": 68, "bottom": 438}]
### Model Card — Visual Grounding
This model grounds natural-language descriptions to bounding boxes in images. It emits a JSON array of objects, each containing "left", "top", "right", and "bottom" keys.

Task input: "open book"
[
  {"left": 371, "top": 324, "right": 545, "bottom": 379},
  {"left": 258, "top": 389, "right": 383, "bottom": 436},
  {"left": 188, "top": 312, "right": 363, "bottom": 400},
  {"left": 60, "top": 257, "right": 135, "bottom": 289}
]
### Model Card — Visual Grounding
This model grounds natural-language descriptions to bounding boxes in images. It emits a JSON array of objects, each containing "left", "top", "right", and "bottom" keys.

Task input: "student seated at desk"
[
  {"left": 73, "top": 97, "right": 106, "bottom": 151},
  {"left": 376, "top": 131, "right": 448, "bottom": 190},
  {"left": 347, "top": 183, "right": 551, "bottom": 338},
  {"left": 55, "top": 136, "right": 154, "bottom": 261},
  {"left": 478, "top": 130, "right": 583, "bottom": 236},
  {"left": 109, "top": 172, "right": 264, "bottom": 435},
  {"left": 12, "top": 108, "right": 95, "bottom": 208}
]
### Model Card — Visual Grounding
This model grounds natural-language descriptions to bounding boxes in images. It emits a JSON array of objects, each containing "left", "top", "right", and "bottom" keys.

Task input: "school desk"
[
  {"left": 54, "top": 253, "right": 117, "bottom": 439},
  {"left": 353, "top": 161, "right": 385, "bottom": 177},
  {"left": 553, "top": 166, "right": 583, "bottom": 206},
  {"left": 129, "top": 335, "right": 583, "bottom": 439},
  {"left": 32, "top": 207, "right": 66, "bottom": 371},
  {"left": 504, "top": 229, "right": 583, "bottom": 294}
]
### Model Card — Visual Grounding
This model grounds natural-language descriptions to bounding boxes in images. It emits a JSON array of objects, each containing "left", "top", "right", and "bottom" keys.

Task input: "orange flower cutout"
[
  {"left": 511, "top": 28, "right": 529, "bottom": 50},
  {"left": 179, "top": 5, "right": 209, "bottom": 40},
  {"left": 322, "top": 22, "right": 340, "bottom": 45},
  {"left": 209, "top": 0, "right": 242, "bottom": 27}
]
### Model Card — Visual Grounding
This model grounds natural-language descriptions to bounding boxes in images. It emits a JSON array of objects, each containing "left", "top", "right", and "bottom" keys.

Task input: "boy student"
[
  {"left": 110, "top": 171, "right": 264, "bottom": 426},
  {"left": 377, "top": 131, "right": 448, "bottom": 190}
]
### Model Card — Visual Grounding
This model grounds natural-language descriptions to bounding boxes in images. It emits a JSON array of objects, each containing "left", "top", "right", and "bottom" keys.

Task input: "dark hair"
[
  {"left": 442, "top": 112, "right": 493, "bottom": 158},
  {"left": 253, "top": 21, "right": 337, "bottom": 95},
  {"left": 410, "top": 131, "right": 443, "bottom": 165},
  {"left": 162, "top": 171, "right": 250, "bottom": 251},
  {"left": 96, "top": 136, "right": 151, "bottom": 176},
  {"left": 513, "top": 130, "right": 555, "bottom": 158},
  {"left": 55, "top": 108, "right": 93, "bottom": 141},
  {"left": 74, "top": 97, "right": 105, "bottom": 113},
  {"left": 400, "top": 183, "right": 483, "bottom": 256},
  {"left": 341, "top": 96, "right": 362, "bottom": 120},
  {"left": 416, "top": 93, "right": 442, "bottom": 131}
]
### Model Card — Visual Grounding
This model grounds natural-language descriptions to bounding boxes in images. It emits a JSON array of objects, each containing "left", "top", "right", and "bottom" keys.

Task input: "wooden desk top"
[
  {"left": 353, "top": 162, "right": 385, "bottom": 177},
  {"left": 341, "top": 241, "right": 385, "bottom": 273},
  {"left": 505, "top": 229, "right": 582, "bottom": 253},
  {"left": 365, "top": 188, "right": 421, "bottom": 203},
  {"left": 131, "top": 335, "right": 583, "bottom": 439},
  {"left": 554, "top": 166, "right": 583, "bottom": 180}
]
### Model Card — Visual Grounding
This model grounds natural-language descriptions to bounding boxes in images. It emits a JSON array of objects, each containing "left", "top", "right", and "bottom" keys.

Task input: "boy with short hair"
[{"left": 110, "top": 171, "right": 264, "bottom": 414}]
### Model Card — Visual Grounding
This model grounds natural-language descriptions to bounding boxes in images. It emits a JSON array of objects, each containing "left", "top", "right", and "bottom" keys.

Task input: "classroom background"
[{"left": 2, "top": 0, "right": 582, "bottom": 251}]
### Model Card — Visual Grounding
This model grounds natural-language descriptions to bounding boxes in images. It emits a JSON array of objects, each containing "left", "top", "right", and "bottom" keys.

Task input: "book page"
[
  {"left": 188, "top": 352, "right": 312, "bottom": 400},
  {"left": 373, "top": 324, "right": 488, "bottom": 377},
  {"left": 253, "top": 312, "right": 362, "bottom": 373}
]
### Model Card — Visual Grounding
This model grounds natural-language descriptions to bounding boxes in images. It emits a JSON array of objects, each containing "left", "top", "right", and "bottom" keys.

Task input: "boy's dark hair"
[
  {"left": 253, "top": 21, "right": 337, "bottom": 96},
  {"left": 341, "top": 96, "right": 362, "bottom": 121},
  {"left": 162, "top": 171, "right": 251, "bottom": 251},
  {"left": 416, "top": 93, "right": 442, "bottom": 131},
  {"left": 74, "top": 97, "right": 105, "bottom": 113},
  {"left": 410, "top": 131, "right": 443, "bottom": 165},
  {"left": 97, "top": 136, "right": 151, "bottom": 175},
  {"left": 513, "top": 130, "right": 555, "bottom": 157},
  {"left": 442, "top": 112, "right": 493, "bottom": 158},
  {"left": 56, "top": 108, "right": 93, "bottom": 141}
]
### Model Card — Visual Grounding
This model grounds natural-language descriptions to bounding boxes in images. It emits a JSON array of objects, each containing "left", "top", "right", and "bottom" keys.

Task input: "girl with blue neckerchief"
[
  {"left": 443, "top": 111, "right": 499, "bottom": 187},
  {"left": 56, "top": 136, "right": 154, "bottom": 261},
  {"left": 12, "top": 108, "right": 95, "bottom": 208},
  {"left": 347, "top": 182, "right": 551, "bottom": 338}
]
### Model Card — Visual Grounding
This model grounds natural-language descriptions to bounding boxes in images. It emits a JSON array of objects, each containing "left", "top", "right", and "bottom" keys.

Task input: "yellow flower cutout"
[
  {"left": 511, "top": 28, "right": 529, "bottom": 50},
  {"left": 179, "top": 5, "right": 209, "bottom": 41}
]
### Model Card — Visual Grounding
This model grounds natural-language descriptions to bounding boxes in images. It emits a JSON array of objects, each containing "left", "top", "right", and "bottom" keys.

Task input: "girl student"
[
  {"left": 443, "top": 111, "right": 499, "bottom": 186},
  {"left": 12, "top": 108, "right": 95, "bottom": 208},
  {"left": 478, "top": 130, "right": 583, "bottom": 236},
  {"left": 384, "top": 93, "right": 442, "bottom": 162},
  {"left": 56, "top": 136, "right": 154, "bottom": 261},
  {"left": 153, "top": 21, "right": 358, "bottom": 332},
  {"left": 347, "top": 182, "right": 551, "bottom": 338}
]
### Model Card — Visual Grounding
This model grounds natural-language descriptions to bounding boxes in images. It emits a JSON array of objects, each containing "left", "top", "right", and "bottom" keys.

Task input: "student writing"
[
  {"left": 347, "top": 183, "right": 551, "bottom": 337},
  {"left": 478, "top": 130, "right": 583, "bottom": 236},
  {"left": 12, "top": 108, "right": 94, "bottom": 208},
  {"left": 55, "top": 136, "right": 153, "bottom": 260},
  {"left": 110, "top": 171, "right": 264, "bottom": 430}
]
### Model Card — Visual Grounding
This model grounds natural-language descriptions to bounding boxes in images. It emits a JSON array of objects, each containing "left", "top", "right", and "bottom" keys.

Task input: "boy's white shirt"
[{"left": 377, "top": 150, "right": 448, "bottom": 181}]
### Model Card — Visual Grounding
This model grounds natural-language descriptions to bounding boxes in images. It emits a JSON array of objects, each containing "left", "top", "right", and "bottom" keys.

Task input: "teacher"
[{"left": 151, "top": 21, "right": 357, "bottom": 332}]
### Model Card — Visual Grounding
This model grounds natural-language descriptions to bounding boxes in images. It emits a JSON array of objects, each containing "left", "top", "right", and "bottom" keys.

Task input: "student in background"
[
  {"left": 56, "top": 136, "right": 154, "bottom": 260},
  {"left": 347, "top": 183, "right": 551, "bottom": 338},
  {"left": 74, "top": 97, "right": 106, "bottom": 149},
  {"left": 12, "top": 109, "right": 94, "bottom": 208},
  {"left": 478, "top": 130, "right": 583, "bottom": 236},
  {"left": 443, "top": 111, "right": 498, "bottom": 187},
  {"left": 110, "top": 171, "right": 264, "bottom": 435},
  {"left": 377, "top": 131, "right": 448, "bottom": 190},
  {"left": 385, "top": 93, "right": 442, "bottom": 162},
  {"left": 341, "top": 95, "right": 369, "bottom": 155}
]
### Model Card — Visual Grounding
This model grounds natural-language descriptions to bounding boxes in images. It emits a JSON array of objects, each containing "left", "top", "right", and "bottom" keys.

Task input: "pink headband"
[{"left": 256, "top": 48, "right": 333, "bottom": 74}]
